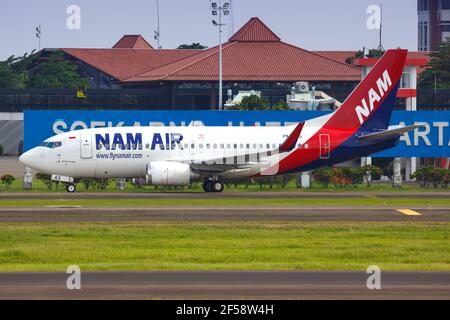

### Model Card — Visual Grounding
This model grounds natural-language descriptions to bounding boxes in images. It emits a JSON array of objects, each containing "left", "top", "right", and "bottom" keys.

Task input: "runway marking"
[
  {"left": 397, "top": 209, "right": 422, "bottom": 216},
  {"left": 363, "top": 194, "right": 379, "bottom": 199}
]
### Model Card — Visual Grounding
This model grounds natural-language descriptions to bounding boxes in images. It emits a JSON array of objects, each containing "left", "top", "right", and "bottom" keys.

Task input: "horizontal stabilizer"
[{"left": 357, "top": 125, "right": 423, "bottom": 141}]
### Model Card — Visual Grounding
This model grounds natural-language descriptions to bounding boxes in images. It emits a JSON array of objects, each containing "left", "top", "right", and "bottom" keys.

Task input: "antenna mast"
[
  {"left": 154, "top": 0, "right": 161, "bottom": 49},
  {"left": 376, "top": 4, "right": 384, "bottom": 51}
]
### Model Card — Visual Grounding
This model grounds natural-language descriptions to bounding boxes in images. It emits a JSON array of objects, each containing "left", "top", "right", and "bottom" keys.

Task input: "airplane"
[{"left": 20, "top": 48, "right": 420, "bottom": 193}]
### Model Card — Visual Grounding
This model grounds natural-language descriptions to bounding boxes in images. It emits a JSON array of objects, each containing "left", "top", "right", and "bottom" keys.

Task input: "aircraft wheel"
[
  {"left": 202, "top": 180, "right": 212, "bottom": 192},
  {"left": 66, "top": 184, "right": 76, "bottom": 193},
  {"left": 212, "top": 181, "right": 224, "bottom": 193}
]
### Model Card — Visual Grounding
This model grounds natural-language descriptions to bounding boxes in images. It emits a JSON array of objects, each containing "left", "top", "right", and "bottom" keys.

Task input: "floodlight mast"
[
  {"left": 35, "top": 25, "right": 42, "bottom": 50},
  {"left": 211, "top": 1, "right": 230, "bottom": 110}
]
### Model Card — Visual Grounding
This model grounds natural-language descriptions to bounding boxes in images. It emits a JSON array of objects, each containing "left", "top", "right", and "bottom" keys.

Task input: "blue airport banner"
[{"left": 24, "top": 110, "right": 450, "bottom": 157}]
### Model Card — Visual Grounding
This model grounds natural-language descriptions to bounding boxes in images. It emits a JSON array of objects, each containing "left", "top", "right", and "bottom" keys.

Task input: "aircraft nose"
[
  {"left": 19, "top": 150, "right": 33, "bottom": 167},
  {"left": 19, "top": 148, "right": 42, "bottom": 169}
]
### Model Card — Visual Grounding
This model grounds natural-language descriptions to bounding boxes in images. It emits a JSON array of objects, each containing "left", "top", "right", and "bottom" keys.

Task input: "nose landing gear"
[
  {"left": 66, "top": 183, "right": 76, "bottom": 193},
  {"left": 51, "top": 174, "right": 76, "bottom": 193},
  {"left": 202, "top": 178, "right": 224, "bottom": 193}
]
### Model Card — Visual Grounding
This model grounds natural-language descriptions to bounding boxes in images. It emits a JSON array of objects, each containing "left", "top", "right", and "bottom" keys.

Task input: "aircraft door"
[
  {"left": 80, "top": 133, "right": 93, "bottom": 159},
  {"left": 319, "top": 134, "right": 330, "bottom": 159}
]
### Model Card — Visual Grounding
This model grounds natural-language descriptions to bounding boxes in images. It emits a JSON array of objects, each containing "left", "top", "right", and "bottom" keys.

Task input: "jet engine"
[{"left": 146, "top": 161, "right": 193, "bottom": 186}]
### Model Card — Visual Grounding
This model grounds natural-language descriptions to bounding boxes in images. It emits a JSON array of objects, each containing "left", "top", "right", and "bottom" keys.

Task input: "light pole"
[{"left": 211, "top": 1, "right": 230, "bottom": 110}]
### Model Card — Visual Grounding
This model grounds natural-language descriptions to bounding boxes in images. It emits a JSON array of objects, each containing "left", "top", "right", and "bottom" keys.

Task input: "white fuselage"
[{"left": 20, "top": 124, "right": 313, "bottom": 180}]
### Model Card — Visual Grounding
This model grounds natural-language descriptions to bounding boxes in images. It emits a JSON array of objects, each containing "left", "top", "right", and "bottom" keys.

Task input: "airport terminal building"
[{"left": 47, "top": 17, "right": 362, "bottom": 109}]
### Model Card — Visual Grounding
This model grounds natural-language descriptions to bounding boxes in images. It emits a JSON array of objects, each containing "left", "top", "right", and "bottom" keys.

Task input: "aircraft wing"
[
  {"left": 357, "top": 125, "right": 423, "bottom": 142},
  {"left": 188, "top": 122, "right": 305, "bottom": 173}
]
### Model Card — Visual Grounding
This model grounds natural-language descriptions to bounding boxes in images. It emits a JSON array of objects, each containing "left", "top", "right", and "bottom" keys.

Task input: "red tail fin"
[{"left": 325, "top": 49, "right": 408, "bottom": 130}]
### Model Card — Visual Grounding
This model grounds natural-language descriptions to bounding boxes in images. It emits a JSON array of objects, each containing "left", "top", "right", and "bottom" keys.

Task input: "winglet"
[{"left": 279, "top": 122, "right": 304, "bottom": 152}]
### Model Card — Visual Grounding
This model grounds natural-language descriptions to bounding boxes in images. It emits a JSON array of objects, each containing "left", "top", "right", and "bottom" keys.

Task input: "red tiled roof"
[
  {"left": 229, "top": 17, "right": 281, "bottom": 42},
  {"left": 61, "top": 48, "right": 200, "bottom": 80},
  {"left": 126, "top": 19, "right": 361, "bottom": 82},
  {"left": 113, "top": 35, "right": 153, "bottom": 49}
]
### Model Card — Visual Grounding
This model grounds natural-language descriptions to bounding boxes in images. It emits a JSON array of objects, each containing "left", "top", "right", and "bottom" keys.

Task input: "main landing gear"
[
  {"left": 66, "top": 183, "right": 76, "bottom": 193},
  {"left": 202, "top": 178, "right": 224, "bottom": 193}
]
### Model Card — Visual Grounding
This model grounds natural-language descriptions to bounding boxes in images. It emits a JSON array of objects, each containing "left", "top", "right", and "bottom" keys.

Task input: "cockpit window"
[{"left": 39, "top": 141, "right": 62, "bottom": 148}]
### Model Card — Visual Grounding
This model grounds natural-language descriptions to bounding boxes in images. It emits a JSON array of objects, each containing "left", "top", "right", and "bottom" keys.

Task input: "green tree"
[
  {"left": 419, "top": 40, "right": 450, "bottom": 89},
  {"left": 313, "top": 167, "right": 334, "bottom": 188},
  {"left": 35, "top": 172, "right": 52, "bottom": 190},
  {"left": 348, "top": 167, "right": 365, "bottom": 188},
  {"left": 177, "top": 43, "right": 208, "bottom": 50},
  {"left": 0, "top": 56, "right": 28, "bottom": 88},
  {"left": 411, "top": 166, "right": 448, "bottom": 188},
  {"left": 0, "top": 174, "right": 15, "bottom": 190},
  {"left": 361, "top": 165, "right": 383, "bottom": 187},
  {"left": 272, "top": 100, "right": 290, "bottom": 110},
  {"left": 28, "top": 52, "right": 88, "bottom": 89},
  {"left": 345, "top": 49, "right": 385, "bottom": 65},
  {"left": 228, "top": 94, "right": 268, "bottom": 110},
  {"left": 331, "top": 167, "right": 364, "bottom": 188}
]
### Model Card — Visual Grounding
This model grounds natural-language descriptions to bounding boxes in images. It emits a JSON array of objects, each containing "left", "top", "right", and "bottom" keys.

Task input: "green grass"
[
  {"left": 1, "top": 197, "right": 450, "bottom": 207},
  {"left": 0, "top": 221, "right": 448, "bottom": 272},
  {"left": 1, "top": 178, "right": 449, "bottom": 193}
]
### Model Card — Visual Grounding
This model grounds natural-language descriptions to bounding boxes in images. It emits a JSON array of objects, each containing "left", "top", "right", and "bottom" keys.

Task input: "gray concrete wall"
[
  {"left": 0, "top": 157, "right": 24, "bottom": 177},
  {"left": 0, "top": 113, "right": 23, "bottom": 156}
]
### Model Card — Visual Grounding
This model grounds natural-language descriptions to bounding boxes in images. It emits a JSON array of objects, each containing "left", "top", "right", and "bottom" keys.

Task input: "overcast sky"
[{"left": 0, "top": 0, "right": 418, "bottom": 60}]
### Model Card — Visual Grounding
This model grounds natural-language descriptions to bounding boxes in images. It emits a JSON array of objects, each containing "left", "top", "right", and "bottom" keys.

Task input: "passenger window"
[{"left": 191, "top": 144, "right": 195, "bottom": 149}]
